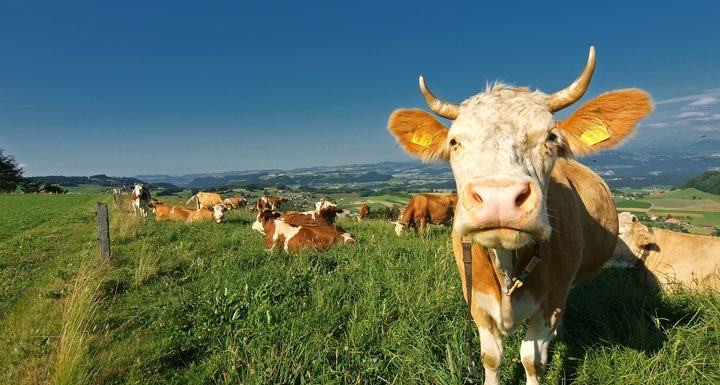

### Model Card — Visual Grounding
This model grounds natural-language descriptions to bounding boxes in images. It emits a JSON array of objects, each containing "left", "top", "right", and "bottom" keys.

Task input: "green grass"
[
  {"left": 1, "top": 194, "right": 719, "bottom": 384},
  {"left": 615, "top": 200, "right": 652, "bottom": 209}
]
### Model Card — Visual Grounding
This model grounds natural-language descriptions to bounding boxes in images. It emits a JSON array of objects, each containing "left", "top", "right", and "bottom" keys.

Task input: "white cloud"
[
  {"left": 656, "top": 88, "right": 720, "bottom": 105},
  {"left": 677, "top": 111, "right": 707, "bottom": 118},
  {"left": 688, "top": 96, "right": 719, "bottom": 107}
]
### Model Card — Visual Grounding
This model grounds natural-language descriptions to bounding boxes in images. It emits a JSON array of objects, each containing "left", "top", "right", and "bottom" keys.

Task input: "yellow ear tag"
[
  {"left": 411, "top": 130, "right": 434, "bottom": 148},
  {"left": 580, "top": 125, "right": 610, "bottom": 146}
]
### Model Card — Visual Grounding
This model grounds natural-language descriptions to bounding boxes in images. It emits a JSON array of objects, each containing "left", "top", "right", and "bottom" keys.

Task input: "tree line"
[{"left": 0, "top": 149, "right": 67, "bottom": 193}]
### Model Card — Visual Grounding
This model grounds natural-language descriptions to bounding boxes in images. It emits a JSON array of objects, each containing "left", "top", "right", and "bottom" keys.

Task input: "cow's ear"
[
  {"left": 558, "top": 89, "right": 653, "bottom": 156},
  {"left": 388, "top": 109, "right": 450, "bottom": 161}
]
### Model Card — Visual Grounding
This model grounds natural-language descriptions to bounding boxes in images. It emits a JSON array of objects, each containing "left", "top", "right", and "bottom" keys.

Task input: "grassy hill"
[
  {"left": 1, "top": 194, "right": 719, "bottom": 384},
  {"left": 615, "top": 188, "right": 720, "bottom": 233}
]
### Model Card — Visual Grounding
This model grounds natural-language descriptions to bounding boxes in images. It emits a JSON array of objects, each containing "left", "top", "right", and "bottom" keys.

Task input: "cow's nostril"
[
  {"left": 472, "top": 192, "right": 483, "bottom": 203},
  {"left": 515, "top": 186, "right": 531, "bottom": 207}
]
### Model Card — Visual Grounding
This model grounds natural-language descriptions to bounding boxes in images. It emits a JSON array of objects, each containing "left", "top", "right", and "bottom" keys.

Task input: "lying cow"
[
  {"left": 251, "top": 203, "right": 343, "bottom": 233},
  {"left": 393, "top": 194, "right": 457, "bottom": 236},
  {"left": 187, "top": 192, "right": 224, "bottom": 210},
  {"left": 131, "top": 183, "right": 151, "bottom": 217},
  {"left": 223, "top": 197, "right": 247, "bottom": 210},
  {"left": 256, "top": 195, "right": 288, "bottom": 212},
  {"left": 611, "top": 212, "right": 720, "bottom": 291},
  {"left": 150, "top": 201, "right": 225, "bottom": 223},
  {"left": 387, "top": 47, "right": 652, "bottom": 384},
  {"left": 256, "top": 210, "right": 355, "bottom": 253}
]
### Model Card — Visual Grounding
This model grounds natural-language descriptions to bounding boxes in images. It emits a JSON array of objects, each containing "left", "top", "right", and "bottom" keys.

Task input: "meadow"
[{"left": 1, "top": 193, "right": 719, "bottom": 384}]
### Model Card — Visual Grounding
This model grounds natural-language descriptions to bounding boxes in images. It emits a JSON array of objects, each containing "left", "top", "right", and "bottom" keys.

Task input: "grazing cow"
[
  {"left": 358, "top": 205, "right": 370, "bottom": 221},
  {"left": 256, "top": 195, "right": 289, "bottom": 211},
  {"left": 387, "top": 47, "right": 652, "bottom": 384},
  {"left": 223, "top": 197, "right": 247, "bottom": 210},
  {"left": 393, "top": 194, "right": 457, "bottom": 236},
  {"left": 611, "top": 212, "right": 720, "bottom": 291},
  {"left": 130, "top": 183, "right": 151, "bottom": 217},
  {"left": 187, "top": 192, "right": 224, "bottom": 210},
  {"left": 150, "top": 201, "right": 225, "bottom": 223},
  {"left": 256, "top": 210, "right": 355, "bottom": 252}
]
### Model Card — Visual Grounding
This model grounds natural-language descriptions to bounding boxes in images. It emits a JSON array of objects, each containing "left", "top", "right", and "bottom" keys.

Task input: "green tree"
[{"left": 0, "top": 148, "right": 24, "bottom": 193}]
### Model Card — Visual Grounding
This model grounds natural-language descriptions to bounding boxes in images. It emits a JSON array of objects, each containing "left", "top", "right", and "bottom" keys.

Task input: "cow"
[
  {"left": 150, "top": 201, "right": 225, "bottom": 223},
  {"left": 393, "top": 194, "right": 457, "bottom": 236},
  {"left": 223, "top": 197, "right": 247, "bottom": 210},
  {"left": 251, "top": 202, "right": 344, "bottom": 233},
  {"left": 187, "top": 192, "right": 224, "bottom": 210},
  {"left": 611, "top": 212, "right": 720, "bottom": 291},
  {"left": 256, "top": 195, "right": 288, "bottom": 212},
  {"left": 358, "top": 204, "right": 370, "bottom": 221},
  {"left": 130, "top": 183, "right": 151, "bottom": 217},
  {"left": 256, "top": 210, "right": 355, "bottom": 253},
  {"left": 280, "top": 203, "right": 344, "bottom": 226},
  {"left": 387, "top": 47, "right": 653, "bottom": 384}
]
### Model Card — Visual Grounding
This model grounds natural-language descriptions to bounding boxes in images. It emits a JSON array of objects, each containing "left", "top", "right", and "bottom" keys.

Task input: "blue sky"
[{"left": 1, "top": 1, "right": 719, "bottom": 177}]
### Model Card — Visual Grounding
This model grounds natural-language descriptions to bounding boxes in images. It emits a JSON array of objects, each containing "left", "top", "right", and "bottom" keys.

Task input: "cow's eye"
[
  {"left": 547, "top": 133, "right": 558, "bottom": 142},
  {"left": 449, "top": 138, "right": 458, "bottom": 147}
]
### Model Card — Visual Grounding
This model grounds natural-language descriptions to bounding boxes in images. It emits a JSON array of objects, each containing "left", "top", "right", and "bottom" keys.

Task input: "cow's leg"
[
  {"left": 419, "top": 218, "right": 428, "bottom": 237},
  {"left": 520, "top": 311, "right": 557, "bottom": 385},
  {"left": 477, "top": 315, "right": 503, "bottom": 385}
]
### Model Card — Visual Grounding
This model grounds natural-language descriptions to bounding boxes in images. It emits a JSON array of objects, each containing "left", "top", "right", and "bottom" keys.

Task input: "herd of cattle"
[{"left": 121, "top": 47, "right": 719, "bottom": 384}]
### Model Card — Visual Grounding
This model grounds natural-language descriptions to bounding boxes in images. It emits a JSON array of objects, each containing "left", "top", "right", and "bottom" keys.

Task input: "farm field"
[
  {"left": 1, "top": 193, "right": 719, "bottom": 384},
  {"left": 615, "top": 188, "right": 720, "bottom": 234}
]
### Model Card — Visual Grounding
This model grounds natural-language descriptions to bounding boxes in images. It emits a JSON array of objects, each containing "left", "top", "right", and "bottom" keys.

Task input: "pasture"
[
  {"left": 615, "top": 188, "right": 720, "bottom": 234},
  {"left": 1, "top": 193, "right": 719, "bottom": 384}
]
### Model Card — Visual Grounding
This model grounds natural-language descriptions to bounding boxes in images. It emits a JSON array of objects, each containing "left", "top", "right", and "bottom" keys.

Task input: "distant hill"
[
  {"left": 681, "top": 171, "right": 720, "bottom": 195},
  {"left": 28, "top": 145, "right": 720, "bottom": 192},
  {"left": 27, "top": 174, "right": 146, "bottom": 189}
]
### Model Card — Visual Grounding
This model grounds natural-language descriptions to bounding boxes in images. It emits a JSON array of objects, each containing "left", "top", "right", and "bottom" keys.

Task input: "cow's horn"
[
  {"left": 419, "top": 75, "right": 460, "bottom": 120},
  {"left": 548, "top": 46, "right": 596, "bottom": 112}
]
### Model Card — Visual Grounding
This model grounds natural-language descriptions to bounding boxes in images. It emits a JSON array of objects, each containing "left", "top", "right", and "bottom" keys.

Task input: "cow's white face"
[
  {"left": 212, "top": 204, "right": 225, "bottom": 223},
  {"left": 132, "top": 183, "right": 144, "bottom": 198},
  {"left": 446, "top": 89, "right": 558, "bottom": 249},
  {"left": 393, "top": 220, "right": 406, "bottom": 236},
  {"left": 388, "top": 49, "right": 653, "bottom": 250}
]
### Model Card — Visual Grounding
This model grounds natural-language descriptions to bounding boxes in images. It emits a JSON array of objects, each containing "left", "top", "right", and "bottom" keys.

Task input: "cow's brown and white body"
[
  {"left": 130, "top": 183, "right": 151, "bottom": 217},
  {"left": 251, "top": 202, "right": 343, "bottom": 233},
  {"left": 358, "top": 204, "right": 370, "bottom": 221},
  {"left": 187, "top": 192, "right": 224, "bottom": 210},
  {"left": 256, "top": 210, "right": 355, "bottom": 253},
  {"left": 387, "top": 47, "right": 653, "bottom": 384},
  {"left": 394, "top": 194, "right": 457, "bottom": 236},
  {"left": 223, "top": 197, "right": 247, "bottom": 210},
  {"left": 256, "top": 195, "right": 288, "bottom": 212},
  {"left": 151, "top": 201, "right": 225, "bottom": 223},
  {"left": 611, "top": 212, "right": 720, "bottom": 291}
]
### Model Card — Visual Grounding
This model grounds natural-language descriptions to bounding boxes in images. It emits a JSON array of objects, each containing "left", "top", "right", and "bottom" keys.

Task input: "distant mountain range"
[{"left": 32, "top": 140, "right": 720, "bottom": 191}]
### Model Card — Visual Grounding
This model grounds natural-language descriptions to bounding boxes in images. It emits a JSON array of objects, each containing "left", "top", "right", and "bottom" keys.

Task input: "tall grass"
[
  {"left": 1, "top": 195, "right": 719, "bottom": 384},
  {"left": 53, "top": 256, "right": 106, "bottom": 385}
]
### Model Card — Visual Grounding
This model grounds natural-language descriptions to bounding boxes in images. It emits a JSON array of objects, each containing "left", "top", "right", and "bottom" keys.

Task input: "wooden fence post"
[
  {"left": 112, "top": 188, "right": 123, "bottom": 209},
  {"left": 97, "top": 202, "right": 111, "bottom": 263}
]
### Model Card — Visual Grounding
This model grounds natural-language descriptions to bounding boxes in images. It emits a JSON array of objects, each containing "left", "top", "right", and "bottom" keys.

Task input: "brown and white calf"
[
  {"left": 130, "top": 183, "right": 151, "bottom": 217},
  {"left": 611, "top": 212, "right": 720, "bottom": 291},
  {"left": 187, "top": 192, "right": 224, "bottom": 210},
  {"left": 256, "top": 210, "right": 355, "bottom": 253},
  {"left": 393, "top": 194, "right": 457, "bottom": 236},
  {"left": 387, "top": 47, "right": 652, "bottom": 385}
]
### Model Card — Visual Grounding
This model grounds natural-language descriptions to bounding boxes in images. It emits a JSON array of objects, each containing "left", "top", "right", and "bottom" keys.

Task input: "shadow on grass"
[{"left": 551, "top": 266, "right": 702, "bottom": 384}]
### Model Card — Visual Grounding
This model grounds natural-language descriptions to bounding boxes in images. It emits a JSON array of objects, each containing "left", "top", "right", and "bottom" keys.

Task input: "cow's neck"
[{"left": 490, "top": 245, "right": 541, "bottom": 296}]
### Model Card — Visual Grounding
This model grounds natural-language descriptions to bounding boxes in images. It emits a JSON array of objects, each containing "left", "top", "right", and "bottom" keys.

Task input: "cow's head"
[
  {"left": 388, "top": 48, "right": 653, "bottom": 250},
  {"left": 211, "top": 204, "right": 226, "bottom": 223},
  {"left": 393, "top": 220, "right": 406, "bottom": 236}
]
